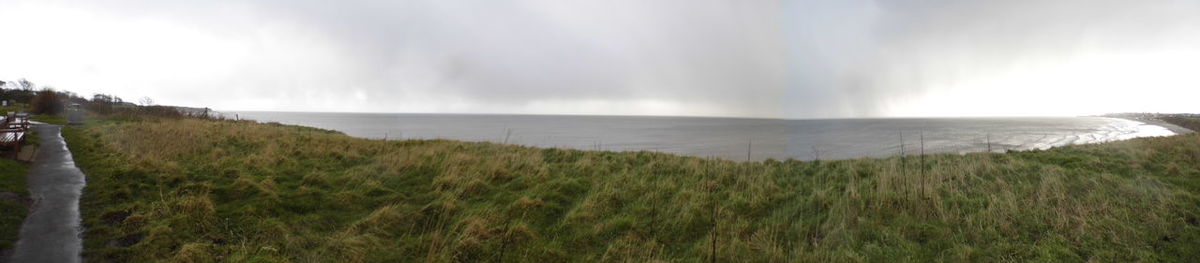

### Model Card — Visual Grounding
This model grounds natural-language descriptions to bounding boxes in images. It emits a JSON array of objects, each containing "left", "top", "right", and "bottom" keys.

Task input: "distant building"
[{"left": 68, "top": 103, "right": 84, "bottom": 125}]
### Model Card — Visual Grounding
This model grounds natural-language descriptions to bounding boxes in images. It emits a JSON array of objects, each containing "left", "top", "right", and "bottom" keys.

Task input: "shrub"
[{"left": 30, "top": 88, "right": 64, "bottom": 115}]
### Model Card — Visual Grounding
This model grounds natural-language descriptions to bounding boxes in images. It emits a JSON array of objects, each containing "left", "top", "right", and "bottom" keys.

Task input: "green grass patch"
[
  {"left": 0, "top": 159, "right": 27, "bottom": 194},
  {"left": 0, "top": 107, "right": 25, "bottom": 115},
  {"left": 63, "top": 117, "right": 1200, "bottom": 262},
  {"left": 31, "top": 114, "right": 67, "bottom": 125},
  {"left": 0, "top": 158, "right": 28, "bottom": 250}
]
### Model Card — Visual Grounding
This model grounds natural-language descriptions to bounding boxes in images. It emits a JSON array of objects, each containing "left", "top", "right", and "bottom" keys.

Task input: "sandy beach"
[{"left": 1120, "top": 117, "right": 1194, "bottom": 134}]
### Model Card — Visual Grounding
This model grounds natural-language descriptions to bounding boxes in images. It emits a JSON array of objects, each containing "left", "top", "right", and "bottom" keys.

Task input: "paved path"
[{"left": 11, "top": 125, "right": 85, "bottom": 263}]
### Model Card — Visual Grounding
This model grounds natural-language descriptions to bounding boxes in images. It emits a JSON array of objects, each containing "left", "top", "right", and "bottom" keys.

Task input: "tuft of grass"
[{"left": 64, "top": 116, "right": 1200, "bottom": 262}]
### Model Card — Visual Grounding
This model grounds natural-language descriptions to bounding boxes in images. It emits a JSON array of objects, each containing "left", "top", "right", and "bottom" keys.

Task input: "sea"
[{"left": 227, "top": 112, "right": 1176, "bottom": 161}]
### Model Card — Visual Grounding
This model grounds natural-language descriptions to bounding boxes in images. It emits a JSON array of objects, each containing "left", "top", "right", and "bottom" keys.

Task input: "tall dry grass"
[{"left": 65, "top": 117, "right": 1200, "bottom": 262}]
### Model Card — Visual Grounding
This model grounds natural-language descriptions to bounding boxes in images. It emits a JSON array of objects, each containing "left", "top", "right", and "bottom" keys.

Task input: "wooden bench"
[{"left": 0, "top": 113, "right": 29, "bottom": 158}]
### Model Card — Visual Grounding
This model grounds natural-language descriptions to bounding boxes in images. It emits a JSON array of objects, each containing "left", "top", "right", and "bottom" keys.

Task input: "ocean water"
[{"left": 228, "top": 112, "right": 1175, "bottom": 161}]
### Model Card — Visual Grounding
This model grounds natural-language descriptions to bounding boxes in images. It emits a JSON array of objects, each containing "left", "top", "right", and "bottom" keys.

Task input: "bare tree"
[
  {"left": 139, "top": 96, "right": 154, "bottom": 106},
  {"left": 16, "top": 79, "right": 33, "bottom": 91}
]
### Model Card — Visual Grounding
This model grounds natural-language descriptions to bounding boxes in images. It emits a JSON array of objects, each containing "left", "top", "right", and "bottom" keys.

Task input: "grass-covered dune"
[{"left": 66, "top": 117, "right": 1200, "bottom": 262}]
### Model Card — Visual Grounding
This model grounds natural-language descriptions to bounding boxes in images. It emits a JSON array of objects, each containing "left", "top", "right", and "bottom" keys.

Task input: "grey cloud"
[
  {"left": 7, "top": 0, "right": 1199, "bottom": 117},
  {"left": 43, "top": 0, "right": 791, "bottom": 116}
]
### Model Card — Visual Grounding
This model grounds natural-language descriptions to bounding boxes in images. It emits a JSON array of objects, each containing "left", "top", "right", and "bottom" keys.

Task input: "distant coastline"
[
  {"left": 1100, "top": 114, "right": 1195, "bottom": 134},
  {"left": 228, "top": 111, "right": 1177, "bottom": 161},
  {"left": 1133, "top": 118, "right": 1193, "bottom": 134}
]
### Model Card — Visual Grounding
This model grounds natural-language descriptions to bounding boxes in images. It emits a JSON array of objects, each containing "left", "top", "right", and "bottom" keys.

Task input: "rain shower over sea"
[{"left": 230, "top": 112, "right": 1177, "bottom": 161}]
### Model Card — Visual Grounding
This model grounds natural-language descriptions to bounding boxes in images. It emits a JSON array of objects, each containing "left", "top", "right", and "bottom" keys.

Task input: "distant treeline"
[
  {"left": 0, "top": 79, "right": 36, "bottom": 104},
  {"left": 0, "top": 78, "right": 193, "bottom": 118}
]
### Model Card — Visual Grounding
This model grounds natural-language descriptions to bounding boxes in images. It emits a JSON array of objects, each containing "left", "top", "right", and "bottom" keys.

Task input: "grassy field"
[
  {"left": 63, "top": 116, "right": 1200, "bottom": 262},
  {"left": 0, "top": 158, "right": 28, "bottom": 251}
]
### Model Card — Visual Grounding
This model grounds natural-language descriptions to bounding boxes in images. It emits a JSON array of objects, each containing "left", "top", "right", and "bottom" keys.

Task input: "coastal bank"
[{"left": 54, "top": 114, "right": 1200, "bottom": 262}]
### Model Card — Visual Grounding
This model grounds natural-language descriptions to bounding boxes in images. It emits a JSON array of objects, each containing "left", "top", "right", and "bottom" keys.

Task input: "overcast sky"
[{"left": 2, "top": 0, "right": 1198, "bottom": 118}]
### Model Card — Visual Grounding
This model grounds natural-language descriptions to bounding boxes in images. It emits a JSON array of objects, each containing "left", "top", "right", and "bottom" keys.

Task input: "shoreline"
[
  {"left": 1112, "top": 117, "right": 1194, "bottom": 135},
  {"left": 235, "top": 114, "right": 1191, "bottom": 162}
]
